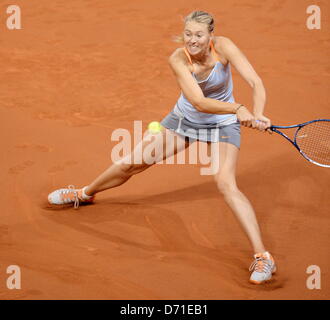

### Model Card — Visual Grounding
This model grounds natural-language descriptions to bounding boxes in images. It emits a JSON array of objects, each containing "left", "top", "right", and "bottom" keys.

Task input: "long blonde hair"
[{"left": 173, "top": 11, "right": 215, "bottom": 43}]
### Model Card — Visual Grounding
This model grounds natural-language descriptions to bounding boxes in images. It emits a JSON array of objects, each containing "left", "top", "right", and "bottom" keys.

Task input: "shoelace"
[
  {"left": 61, "top": 185, "right": 80, "bottom": 209},
  {"left": 249, "top": 256, "right": 273, "bottom": 273}
]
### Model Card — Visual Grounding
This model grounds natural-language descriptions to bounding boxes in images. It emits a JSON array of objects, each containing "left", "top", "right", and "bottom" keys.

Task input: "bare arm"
[{"left": 217, "top": 37, "right": 271, "bottom": 129}]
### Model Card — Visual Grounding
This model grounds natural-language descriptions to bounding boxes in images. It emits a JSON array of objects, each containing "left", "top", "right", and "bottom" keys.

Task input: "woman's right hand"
[{"left": 236, "top": 105, "right": 255, "bottom": 128}]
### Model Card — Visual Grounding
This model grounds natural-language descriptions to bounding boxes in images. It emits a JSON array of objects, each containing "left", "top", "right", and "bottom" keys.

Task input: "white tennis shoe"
[
  {"left": 48, "top": 185, "right": 94, "bottom": 209},
  {"left": 249, "top": 251, "right": 276, "bottom": 284}
]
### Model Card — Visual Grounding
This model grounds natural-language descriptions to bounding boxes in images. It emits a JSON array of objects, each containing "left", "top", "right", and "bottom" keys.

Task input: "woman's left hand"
[{"left": 254, "top": 114, "right": 272, "bottom": 133}]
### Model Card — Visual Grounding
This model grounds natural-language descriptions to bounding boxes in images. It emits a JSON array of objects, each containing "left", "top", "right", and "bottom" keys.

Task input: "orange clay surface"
[{"left": 0, "top": 0, "right": 329, "bottom": 299}]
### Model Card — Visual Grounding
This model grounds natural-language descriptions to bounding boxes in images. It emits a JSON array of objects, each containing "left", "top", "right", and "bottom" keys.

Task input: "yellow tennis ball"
[{"left": 148, "top": 121, "right": 163, "bottom": 134}]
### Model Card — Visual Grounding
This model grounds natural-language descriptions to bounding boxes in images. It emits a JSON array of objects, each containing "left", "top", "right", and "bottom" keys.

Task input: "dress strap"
[
  {"left": 183, "top": 40, "right": 220, "bottom": 73},
  {"left": 183, "top": 47, "right": 194, "bottom": 73},
  {"left": 210, "top": 39, "right": 221, "bottom": 62},
  {"left": 183, "top": 47, "right": 193, "bottom": 65}
]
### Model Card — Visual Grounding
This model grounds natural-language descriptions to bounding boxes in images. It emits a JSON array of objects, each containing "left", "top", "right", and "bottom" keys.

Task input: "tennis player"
[{"left": 48, "top": 11, "right": 276, "bottom": 284}]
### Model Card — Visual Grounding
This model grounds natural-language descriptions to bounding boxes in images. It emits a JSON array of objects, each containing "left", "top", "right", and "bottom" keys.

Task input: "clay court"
[{"left": 0, "top": 0, "right": 329, "bottom": 299}]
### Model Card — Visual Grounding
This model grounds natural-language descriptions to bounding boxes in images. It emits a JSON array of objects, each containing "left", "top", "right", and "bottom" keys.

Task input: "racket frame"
[{"left": 270, "top": 119, "right": 330, "bottom": 168}]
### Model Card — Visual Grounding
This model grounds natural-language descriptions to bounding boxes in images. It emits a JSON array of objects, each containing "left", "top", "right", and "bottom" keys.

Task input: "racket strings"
[{"left": 295, "top": 121, "right": 330, "bottom": 166}]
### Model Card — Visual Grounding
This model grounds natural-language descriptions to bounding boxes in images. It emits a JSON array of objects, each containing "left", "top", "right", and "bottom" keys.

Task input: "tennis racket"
[{"left": 259, "top": 119, "right": 330, "bottom": 168}]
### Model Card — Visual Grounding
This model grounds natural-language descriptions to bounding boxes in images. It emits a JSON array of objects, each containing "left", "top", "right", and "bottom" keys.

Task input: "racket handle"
[{"left": 255, "top": 119, "right": 273, "bottom": 130}]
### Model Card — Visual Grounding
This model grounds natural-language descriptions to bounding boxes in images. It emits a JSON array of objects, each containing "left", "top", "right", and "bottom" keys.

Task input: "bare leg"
[
  {"left": 209, "top": 142, "right": 266, "bottom": 253},
  {"left": 85, "top": 128, "right": 191, "bottom": 196}
]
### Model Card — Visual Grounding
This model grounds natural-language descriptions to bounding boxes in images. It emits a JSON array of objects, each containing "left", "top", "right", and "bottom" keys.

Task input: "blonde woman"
[{"left": 48, "top": 11, "right": 276, "bottom": 284}]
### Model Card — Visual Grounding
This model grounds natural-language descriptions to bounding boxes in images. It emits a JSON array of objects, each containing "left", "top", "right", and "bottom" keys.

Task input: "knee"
[
  {"left": 117, "top": 161, "right": 152, "bottom": 176},
  {"left": 214, "top": 174, "right": 237, "bottom": 196}
]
